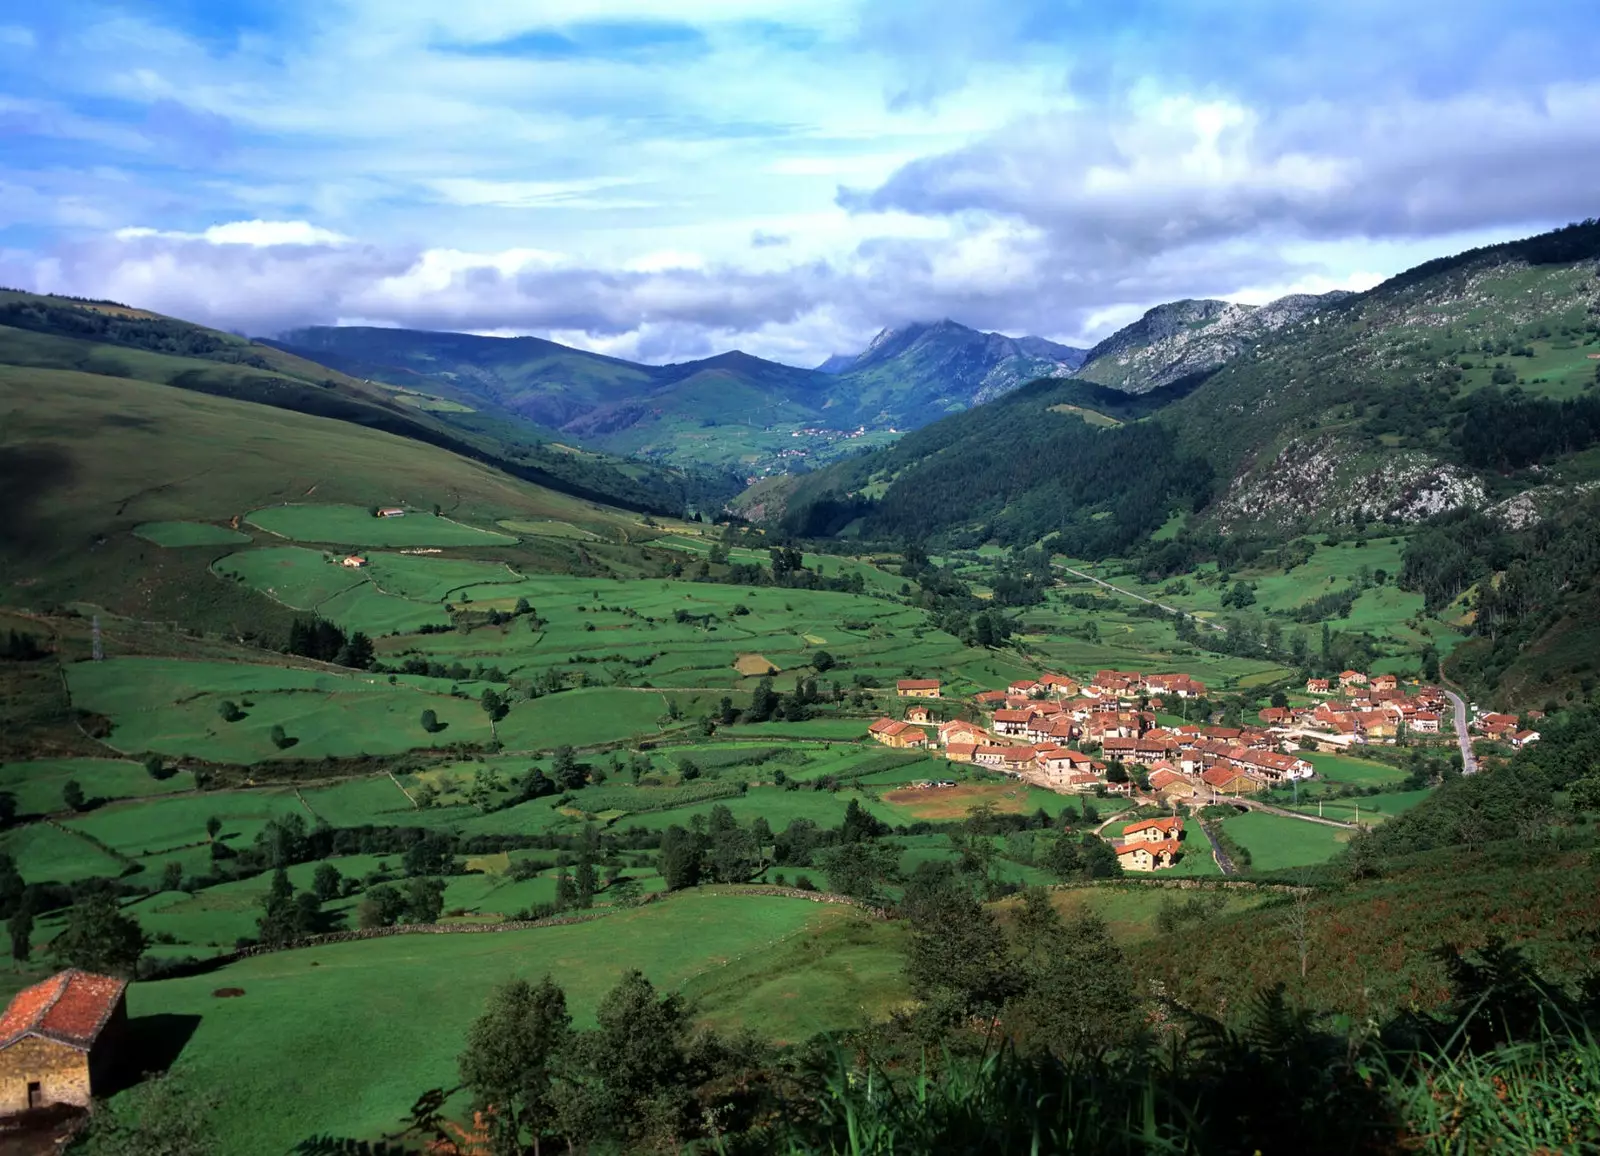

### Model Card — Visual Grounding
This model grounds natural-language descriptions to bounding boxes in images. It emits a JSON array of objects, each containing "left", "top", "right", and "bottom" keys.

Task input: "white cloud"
[{"left": 113, "top": 220, "right": 351, "bottom": 246}]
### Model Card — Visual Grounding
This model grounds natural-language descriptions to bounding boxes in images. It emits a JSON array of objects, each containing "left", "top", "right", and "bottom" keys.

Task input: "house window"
[{"left": 27, "top": 1080, "right": 42, "bottom": 1109}]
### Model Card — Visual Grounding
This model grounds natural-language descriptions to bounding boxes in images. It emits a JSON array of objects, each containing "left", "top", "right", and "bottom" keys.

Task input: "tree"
[
  {"left": 903, "top": 871, "right": 1013, "bottom": 1027},
  {"left": 143, "top": 753, "right": 170, "bottom": 780},
  {"left": 312, "top": 862, "right": 343, "bottom": 902},
  {"left": 552, "top": 746, "right": 585, "bottom": 790},
  {"left": 405, "top": 877, "right": 446, "bottom": 923},
  {"left": 216, "top": 700, "right": 242, "bottom": 723},
  {"left": 404, "top": 834, "right": 455, "bottom": 877},
  {"left": 357, "top": 884, "right": 407, "bottom": 929},
  {"left": 0, "top": 854, "right": 21, "bottom": 920},
  {"left": 159, "top": 861, "right": 184, "bottom": 892},
  {"left": 811, "top": 650, "right": 836, "bottom": 673},
  {"left": 564, "top": 970, "right": 692, "bottom": 1144},
  {"left": 481, "top": 688, "right": 507, "bottom": 723},
  {"left": 554, "top": 866, "right": 575, "bottom": 911},
  {"left": 51, "top": 891, "right": 146, "bottom": 976},
  {"left": 257, "top": 868, "right": 305, "bottom": 948},
  {"left": 269, "top": 724, "right": 293, "bottom": 750},
  {"left": 63, "top": 779, "right": 86, "bottom": 812},
  {"left": 0, "top": 792, "right": 15, "bottom": 829},
  {"left": 9, "top": 903, "right": 32, "bottom": 963},
  {"left": 658, "top": 825, "right": 705, "bottom": 890},
  {"left": 747, "top": 677, "right": 778, "bottom": 723},
  {"left": 460, "top": 976, "right": 573, "bottom": 1156},
  {"left": 205, "top": 815, "right": 222, "bottom": 841},
  {"left": 420, "top": 709, "right": 441, "bottom": 734},
  {"left": 1003, "top": 894, "right": 1138, "bottom": 1059},
  {"left": 817, "top": 840, "right": 899, "bottom": 904}
]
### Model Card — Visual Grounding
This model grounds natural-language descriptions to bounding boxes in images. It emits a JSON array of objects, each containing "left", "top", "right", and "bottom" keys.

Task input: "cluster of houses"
[
  {"left": 869, "top": 671, "right": 1314, "bottom": 800},
  {"left": 1286, "top": 671, "right": 1449, "bottom": 744},
  {"left": 1471, "top": 711, "right": 1541, "bottom": 749}
]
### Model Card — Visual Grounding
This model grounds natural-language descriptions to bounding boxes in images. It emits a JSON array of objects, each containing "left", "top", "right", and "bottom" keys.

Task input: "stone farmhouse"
[
  {"left": 895, "top": 679, "right": 942, "bottom": 699},
  {"left": 0, "top": 970, "right": 128, "bottom": 1116}
]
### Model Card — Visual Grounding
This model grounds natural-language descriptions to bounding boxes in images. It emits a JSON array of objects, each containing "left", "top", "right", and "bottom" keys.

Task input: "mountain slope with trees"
[
  {"left": 270, "top": 319, "right": 1086, "bottom": 472},
  {"left": 772, "top": 219, "right": 1600, "bottom": 548}
]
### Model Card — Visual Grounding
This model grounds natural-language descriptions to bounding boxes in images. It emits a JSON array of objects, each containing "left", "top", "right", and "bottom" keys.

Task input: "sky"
[{"left": 2, "top": 1, "right": 1598, "bottom": 367}]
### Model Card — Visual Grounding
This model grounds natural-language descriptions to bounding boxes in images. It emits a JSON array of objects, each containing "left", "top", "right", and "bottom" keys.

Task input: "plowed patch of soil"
[
  {"left": 882, "top": 782, "right": 1035, "bottom": 820},
  {"left": 213, "top": 987, "right": 246, "bottom": 998},
  {"left": 734, "top": 653, "right": 779, "bottom": 676}
]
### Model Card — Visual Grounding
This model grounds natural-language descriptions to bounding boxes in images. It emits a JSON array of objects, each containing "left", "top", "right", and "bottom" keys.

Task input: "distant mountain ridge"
[
  {"left": 1073, "top": 291, "right": 1352, "bottom": 394},
  {"left": 820, "top": 319, "right": 1087, "bottom": 413},
  {"left": 271, "top": 317, "right": 1086, "bottom": 473}
]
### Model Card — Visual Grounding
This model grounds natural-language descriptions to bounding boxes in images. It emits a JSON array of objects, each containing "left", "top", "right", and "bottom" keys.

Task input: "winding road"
[{"left": 1442, "top": 689, "right": 1478, "bottom": 774}]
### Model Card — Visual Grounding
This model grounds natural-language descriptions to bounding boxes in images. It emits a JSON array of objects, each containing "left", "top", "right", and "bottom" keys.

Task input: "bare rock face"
[
  {"left": 1215, "top": 434, "right": 1487, "bottom": 531},
  {"left": 1075, "top": 292, "right": 1351, "bottom": 394}
]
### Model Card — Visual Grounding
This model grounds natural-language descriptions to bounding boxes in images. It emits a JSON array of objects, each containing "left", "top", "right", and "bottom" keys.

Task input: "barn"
[{"left": 0, "top": 970, "right": 128, "bottom": 1115}]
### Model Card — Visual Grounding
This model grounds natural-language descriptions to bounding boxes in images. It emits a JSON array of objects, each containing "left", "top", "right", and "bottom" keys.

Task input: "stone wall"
[{"left": 0, "top": 1038, "right": 90, "bottom": 1115}]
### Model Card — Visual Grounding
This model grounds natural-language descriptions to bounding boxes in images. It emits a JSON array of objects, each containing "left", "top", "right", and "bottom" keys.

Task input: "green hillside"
[
  {"left": 270, "top": 319, "right": 1086, "bottom": 476},
  {"left": 0, "top": 292, "right": 734, "bottom": 517}
]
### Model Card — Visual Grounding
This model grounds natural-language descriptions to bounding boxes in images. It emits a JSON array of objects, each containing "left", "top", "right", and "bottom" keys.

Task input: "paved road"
[
  {"left": 1207, "top": 793, "right": 1357, "bottom": 829},
  {"left": 1442, "top": 689, "right": 1478, "bottom": 774},
  {"left": 1057, "top": 565, "right": 1228, "bottom": 633}
]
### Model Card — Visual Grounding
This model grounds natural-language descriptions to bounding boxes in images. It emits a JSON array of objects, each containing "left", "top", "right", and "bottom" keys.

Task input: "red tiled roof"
[
  {"left": 992, "top": 709, "right": 1031, "bottom": 723},
  {"left": 1123, "top": 816, "right": 1183, "bottom": 837},
  {"left": 897, "top": 679, "right": 941, "bottom": 690},
  {"left": 0, "top": 969, "right": 126, "bottom": 1052}
]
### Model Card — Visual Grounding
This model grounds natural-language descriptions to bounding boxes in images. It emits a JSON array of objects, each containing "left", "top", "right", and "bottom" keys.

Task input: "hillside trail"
[{"left": 1055, "top": 564, "right": 1227, "bottom": 633}]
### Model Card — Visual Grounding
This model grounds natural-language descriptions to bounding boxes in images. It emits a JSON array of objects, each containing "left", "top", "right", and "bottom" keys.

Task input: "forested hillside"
[{"left": 774, "top": 220, "right": 1600, "bottom": 549}]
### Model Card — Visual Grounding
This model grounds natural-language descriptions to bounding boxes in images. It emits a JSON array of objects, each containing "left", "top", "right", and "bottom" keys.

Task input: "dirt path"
[{"left": 1056, "top": 565, "right": 1227, "bottom": 633}]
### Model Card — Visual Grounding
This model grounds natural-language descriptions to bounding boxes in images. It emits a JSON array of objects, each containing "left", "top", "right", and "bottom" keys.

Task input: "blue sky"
[{"left": 2, "top": 0, "right": 1597, "bottom": 365}]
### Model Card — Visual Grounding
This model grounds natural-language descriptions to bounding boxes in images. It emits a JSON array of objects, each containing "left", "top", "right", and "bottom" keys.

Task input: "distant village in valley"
[{"left": 867, "top": 667, "right": 1532, "bottom": 872}]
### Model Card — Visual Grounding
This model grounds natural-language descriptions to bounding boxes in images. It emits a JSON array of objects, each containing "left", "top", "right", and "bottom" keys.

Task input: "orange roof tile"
[{"left": 0, "top": 969, "right": 127, "bottom": 1052}]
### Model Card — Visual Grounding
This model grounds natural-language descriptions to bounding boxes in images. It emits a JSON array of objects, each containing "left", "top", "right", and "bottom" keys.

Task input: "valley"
[{"left": 1, "top": 223, "right": 1598, "bottom": 1156}]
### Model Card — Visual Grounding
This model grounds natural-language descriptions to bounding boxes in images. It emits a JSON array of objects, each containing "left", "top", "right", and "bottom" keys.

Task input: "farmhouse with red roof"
[{"left": 0, "top": 969, "right": 128, "bottom": 1114}]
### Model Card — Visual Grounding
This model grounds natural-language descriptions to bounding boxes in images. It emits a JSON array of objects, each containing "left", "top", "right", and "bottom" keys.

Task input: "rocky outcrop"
[
  {"left": 1216, "top": 435, "right": 1487, "bottom": 530},
  {"left": 1075, "top": 292, "right": 1351, "bottom": 394}
]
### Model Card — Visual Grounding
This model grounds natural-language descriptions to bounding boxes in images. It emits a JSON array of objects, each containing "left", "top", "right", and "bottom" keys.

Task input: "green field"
[
  {"left": 133, "top": 521, "right": 252, "bottom": 548},
  {"left": 247, "top": 504, "right": 518, "bottom": 547},
  {"left": 127, "top": 892, "right": 894, "bottom": 1155},
  {"left": 1305, "top": 751, "right": 1410, "bottom": 788},
  {"left": 0, "top": 757, "right": 195, "bottom": 817},
  {"left": 1223, "top": 811, "right": 1350, "bottom": 872}
]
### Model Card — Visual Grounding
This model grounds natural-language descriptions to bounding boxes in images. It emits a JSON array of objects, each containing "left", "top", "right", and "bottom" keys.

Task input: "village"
[{"left": 867, "top": 667, "right": 1515, "bottom": 872}]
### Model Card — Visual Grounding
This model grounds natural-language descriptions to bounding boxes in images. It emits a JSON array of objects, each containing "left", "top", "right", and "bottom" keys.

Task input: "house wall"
[{"left": 0, "top": 1037, "right": 91, "bottom": 1113}]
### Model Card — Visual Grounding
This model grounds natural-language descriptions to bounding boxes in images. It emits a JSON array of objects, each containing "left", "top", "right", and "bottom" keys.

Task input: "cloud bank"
[{"left": 1, "top": 1, "right": 1596, "bottom": 364}]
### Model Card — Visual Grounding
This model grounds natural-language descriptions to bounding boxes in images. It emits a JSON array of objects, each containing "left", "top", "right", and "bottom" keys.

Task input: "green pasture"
[
  {"left": 301, "top": 777, "right": 417, "bottom": 826},
  {"left": 247, "top": 504, "right": 518, "bottom": 547},
  {"left": 133, "top": 521, "right": 251, "bottom": 548},
  {"left": 1222, "top": 811, "right": 1349, "bottom": 872},
  {"left": 125, "top": 892, "right": 880, "bottom": 1155},
  {"left": 0, "top": 757, "right": 194, "bottom": 817},
  {"left": 1305, "top": 751, "right": 1410, "bottom": 787},
  {"left": 64, "top": 789, "right": 305, "bottom": 858},
  {"left": 66, "top": 657, "right": 496, "bottom": 761},
  {"left": 1286, "top": 789, "right": 1432, "bottom": 825},
  {"left": 1034, "top": 885, "right": 1272, "bottom": 943},
  {"left": 0, "top": 822, "right": 125, "bottom": 883}
]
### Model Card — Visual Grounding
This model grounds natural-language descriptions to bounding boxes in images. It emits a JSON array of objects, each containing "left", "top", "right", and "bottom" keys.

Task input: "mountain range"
[{"left": 268, "top": 319, "right": 1091, "bottom": 476}]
